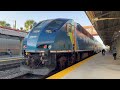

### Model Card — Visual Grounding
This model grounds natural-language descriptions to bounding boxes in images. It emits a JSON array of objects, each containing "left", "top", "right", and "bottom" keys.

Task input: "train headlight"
[
  {"left": 48, "top": 45, "right": 52, "bottom": 49},
  {"left": 23, "top": 45, "right": 27, "bottom": 49},
  {"left": 43, "top": 45, "right": 47, "bottom": 49}
]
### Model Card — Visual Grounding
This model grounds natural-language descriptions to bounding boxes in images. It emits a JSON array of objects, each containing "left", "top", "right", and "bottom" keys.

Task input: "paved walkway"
[
  {"left": 61, "top": 52, "right": 120, "bottom": 79},
  {"left": 47, "top": 51, "right": 120, "bottom": 79}
]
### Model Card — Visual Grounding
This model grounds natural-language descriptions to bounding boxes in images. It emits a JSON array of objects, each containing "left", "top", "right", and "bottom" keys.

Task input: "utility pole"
[
  {"left": 15, "top": 20, "right": 16, "bottom": 29},
  {"left": 13, "top": 20, "right": 16, "bottom": 29}
]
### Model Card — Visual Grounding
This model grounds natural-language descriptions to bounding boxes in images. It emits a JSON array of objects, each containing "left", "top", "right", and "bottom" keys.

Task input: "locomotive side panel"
[
  {"left": 75, "top": 24, "right": 94, "bottom": 51},
  {"left": 53, "top": 29, "right": 72, "bottom": 50}
]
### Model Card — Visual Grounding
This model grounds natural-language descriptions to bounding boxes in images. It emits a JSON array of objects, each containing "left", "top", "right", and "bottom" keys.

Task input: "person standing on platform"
[
  {"left": 7, "top": 49, "right": 12, "bottom": 57},
  {"left": 102, "top": 49, "right": 106, "bottom": 56},
  {"left": 112, "top": 48, "right": 117, "bottom": 60}
]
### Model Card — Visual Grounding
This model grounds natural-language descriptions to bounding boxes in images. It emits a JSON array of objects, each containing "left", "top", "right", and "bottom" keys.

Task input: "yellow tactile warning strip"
[
  {"left": 0, "top": 58, "right": 23, "bottom": 62},
  {"left": 46, "top": 55, "right": 95, "bottom": 79}
]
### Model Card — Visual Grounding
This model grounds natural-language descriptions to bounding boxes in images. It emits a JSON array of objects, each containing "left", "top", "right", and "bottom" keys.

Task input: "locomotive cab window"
[
  {"left": 34, "top": 20, "right": 50, "bottom": 29},
  {"left": 45, "top": 19, "right": 67, "bottom": 30},
  {"left": 31, "top": 20, "right": 52, "bottom": 34}
]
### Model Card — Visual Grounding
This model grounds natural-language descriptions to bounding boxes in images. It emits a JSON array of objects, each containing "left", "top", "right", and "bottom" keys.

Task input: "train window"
[
  {"left": 77, "top": 24, "right": 82, "bottom": 32},
  {"left": 45, "top": 30, "right": 52, "bottom": 33},
  {"left": 34, "top": 20, "right": 50, "bottom": 29},
  {"left": 45, "top": 19, "right": 67, "bottom": 30}
]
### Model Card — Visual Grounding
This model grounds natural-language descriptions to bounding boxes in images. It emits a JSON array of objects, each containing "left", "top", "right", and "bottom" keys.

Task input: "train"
[
  {"left": 0, "top": 26, "right": 27, "bottom": 56},
  {"left": 0, "top": 34, "right": 21, "bottom": 56},
  {"left": 20, "top": 18, "right": 103, "bottom": 75}
]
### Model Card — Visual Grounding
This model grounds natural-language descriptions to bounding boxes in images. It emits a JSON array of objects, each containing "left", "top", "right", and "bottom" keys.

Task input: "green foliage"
[
  {"left": 0, "top": 21, "right": 11, "bottom": 28},
  {"left": 6, "top": 23, "right": 11, "bottom": 28},
  {"left": 24, "top": 20, "right": 36, "bottom": 31},
  {"left": 20, "top": 27, "right": 23, "bottom": 30}
]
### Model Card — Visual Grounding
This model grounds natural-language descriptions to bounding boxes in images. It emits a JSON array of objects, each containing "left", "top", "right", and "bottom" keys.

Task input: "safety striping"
[
  {"left": 46, "top": 55, "right": 95, "bottom": 79},
  {"left": 0, "top": 58, "right": 23, "bottom": 62}
]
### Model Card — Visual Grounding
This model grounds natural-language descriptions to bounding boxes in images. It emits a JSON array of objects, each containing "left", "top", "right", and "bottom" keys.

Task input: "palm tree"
[
  {"left": 24, "top": 20, "right": 36, "bottom": 31},
  {"left": 0, "top": 21, "right": 6, "bottom": 27},
  {"left": 0, "top": 21, "right": 11, "bottom": 28}
]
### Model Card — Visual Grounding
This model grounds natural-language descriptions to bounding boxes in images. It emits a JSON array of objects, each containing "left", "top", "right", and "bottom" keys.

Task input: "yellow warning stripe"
[{"left": 46, "top": 55, "right": 95, "bottom": 79}]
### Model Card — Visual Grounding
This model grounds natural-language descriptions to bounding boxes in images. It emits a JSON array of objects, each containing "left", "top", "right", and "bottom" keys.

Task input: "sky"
[
  {"left": 0, "top": 11, "right": 92, "bottom": 29},
  {"left": 0, "top": 11, "right": 105, "bottom": 46}
]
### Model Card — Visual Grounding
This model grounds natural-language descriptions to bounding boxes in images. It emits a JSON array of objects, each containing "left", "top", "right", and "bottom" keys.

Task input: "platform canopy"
[
  {"left": 86, "top": 11, "right": 120, "bottom": 46},
  {"left": 0, "top": 26, "right": 27, "bottom": 38}
]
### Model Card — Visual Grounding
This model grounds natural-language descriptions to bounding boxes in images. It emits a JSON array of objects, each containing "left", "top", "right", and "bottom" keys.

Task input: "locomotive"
[{"left": 21, "top": 18, "right": 102, "bottom": 75}]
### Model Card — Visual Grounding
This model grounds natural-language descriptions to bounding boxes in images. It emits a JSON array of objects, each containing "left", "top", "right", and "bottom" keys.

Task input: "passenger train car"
[
  {"left": 21, "top": 18, "right": 102, "bottom": 75},
  {"left": 0, "top": 26, "right": 27, "bottom": 56},
  {"left": 0, "top": 35, "right": 20, "bottom": 55}
]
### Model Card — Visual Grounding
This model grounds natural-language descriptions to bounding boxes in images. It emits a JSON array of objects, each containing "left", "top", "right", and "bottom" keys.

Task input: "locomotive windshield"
[
  {"left": 45, "top": 19, "right": 67, "bottom": 30},
  {"left": 34, "top": 20, "right": 50, "bottom": 29},
  {"left": 31, "top": 20, "right": 52, "bottom": 34}
]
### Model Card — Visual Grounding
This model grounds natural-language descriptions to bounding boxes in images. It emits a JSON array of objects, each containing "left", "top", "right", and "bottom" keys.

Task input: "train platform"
[
  {"left": 47, "top": 52, "right": 120, "bottom": 79},
  {"left": 0, "top": 55, "right": 24, "bottom": 62}
]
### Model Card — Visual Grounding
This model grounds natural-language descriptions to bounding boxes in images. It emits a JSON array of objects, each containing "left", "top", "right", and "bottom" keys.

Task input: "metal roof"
[
  {"left": 86, "top": 11, "right": 120, "bottom": 46},
  {"left": 0, "top": 27, "right": 27, "bottom": 37}
]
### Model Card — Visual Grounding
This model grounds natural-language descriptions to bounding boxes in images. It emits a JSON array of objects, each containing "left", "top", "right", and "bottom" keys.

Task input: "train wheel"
[
  {"left": 69, "top": 55, "right": 76, "bottom": 66},
  {"left": 77, "top": 53, "right": 80, "bottom": 62},
  {"left": 58, "top": 56, "right": 67, "bottom": 70},
  {"left": 30, "top": 57, "right": 35, "bottom": 68}
]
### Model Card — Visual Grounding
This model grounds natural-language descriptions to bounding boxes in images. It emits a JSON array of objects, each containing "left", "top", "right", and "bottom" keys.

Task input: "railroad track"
[
  {"left": 13, "top": 73, "right": 44, "bottom": 79},
  {"left": 12, "top": 67, "right": 66, "bottom": 79},
  {"left": 0, "top": 58, "right": 27, "bottom": 79},
  {"left": 13, "top": 70, "right": 58, "bottom": 79},
  {"left": 0, "top": 58, "right": 53, "bottom": 79},
  {"left": 9, "top": 61, "right": 87, "bottom": 79},
  {"left": 0, "top": 59, "right": 24, "bottom": 71},
  {"left": 0, "top": 63, "right": 20, "bottom": 71},
  {"left": 0, "top": 67, "right": 29, "bottom": 79}
]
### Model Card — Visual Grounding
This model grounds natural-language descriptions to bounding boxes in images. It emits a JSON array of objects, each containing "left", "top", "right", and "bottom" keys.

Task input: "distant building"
[{"left": 83, "top": 26, "right": 98, "bottom": 36}]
